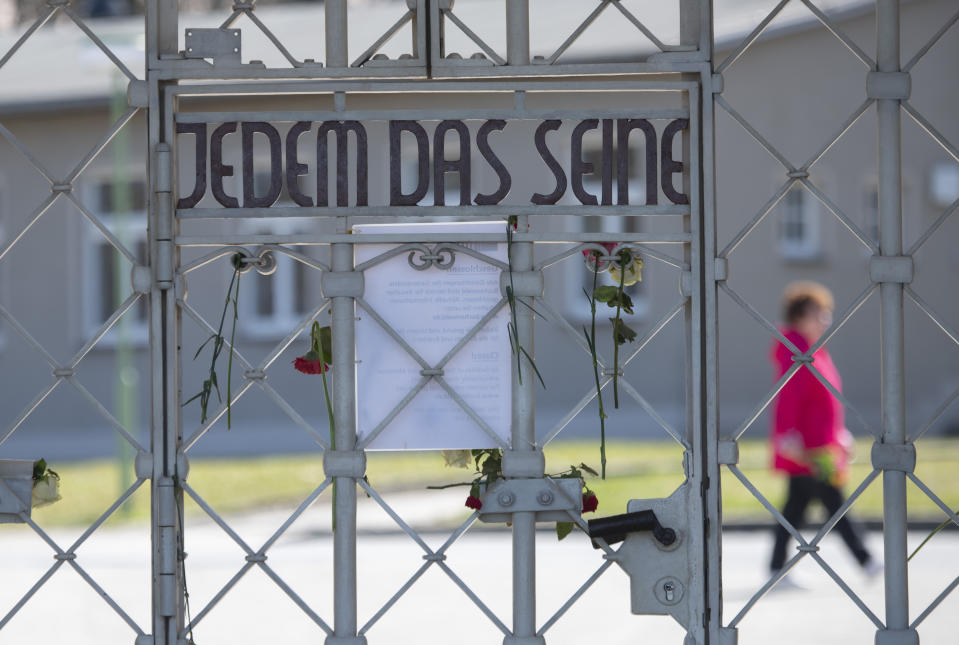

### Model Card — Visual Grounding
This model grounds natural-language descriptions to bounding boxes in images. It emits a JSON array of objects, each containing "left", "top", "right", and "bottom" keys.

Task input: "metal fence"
[{"left": 0, "top": 1, "right": 956, "bottom": 643}]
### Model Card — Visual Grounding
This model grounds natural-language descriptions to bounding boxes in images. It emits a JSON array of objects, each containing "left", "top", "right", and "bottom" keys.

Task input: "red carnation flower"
[
  {"left": 465, "top": 495, "right": 483, "bottom": 510},
  {"left": 581, "top": 492, "right": 598, "bottom": 513},
  {"left": 294, "top": 354, "right": 329, "bottom": 374}
]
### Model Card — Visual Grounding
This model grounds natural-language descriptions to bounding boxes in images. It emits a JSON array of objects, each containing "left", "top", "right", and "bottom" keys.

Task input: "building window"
[
  {"left": 83, "top": 175, "right": 149, "bottom": 345},
  {"left": 777, "top": 185, "right": 821, "bottom": 261}
]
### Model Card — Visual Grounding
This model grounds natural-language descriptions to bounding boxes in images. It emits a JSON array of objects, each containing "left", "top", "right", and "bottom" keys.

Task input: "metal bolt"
[
  {"left": 497, "top": 491, "right": 515, "bottom": 507},
  {"left": 536, "top": 490, "right": 553, "bottom": 506},
  {"left": 663, "top": 582, "right": 675, "bottom": 602}
]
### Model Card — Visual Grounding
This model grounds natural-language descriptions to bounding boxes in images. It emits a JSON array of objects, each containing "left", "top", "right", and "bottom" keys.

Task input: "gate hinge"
[{"left": 184, "top": 28, "right": 244, "bottom": 68}]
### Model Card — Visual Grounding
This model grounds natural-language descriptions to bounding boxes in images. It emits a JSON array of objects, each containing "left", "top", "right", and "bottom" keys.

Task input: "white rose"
[{"left": 32, "top": 477, "right": 61, "bottom": 508}]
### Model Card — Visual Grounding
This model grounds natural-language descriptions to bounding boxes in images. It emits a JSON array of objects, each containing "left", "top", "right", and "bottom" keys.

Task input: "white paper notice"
[{"left": 353, "top": 221, "right": 512, "bottom": 450}]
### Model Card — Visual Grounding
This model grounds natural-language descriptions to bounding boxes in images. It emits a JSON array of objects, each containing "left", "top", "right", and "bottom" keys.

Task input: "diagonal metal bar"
[
  {"left": 800, "top": 177, "right": 878, "bottom": 252},
  {"left": 912, "top": 384, "right": 959, "bottom": 442},
  {"left": 257, "top": 478, "right": 332, "bottom": 554},
  {"left": 906, "top": 196, "right": 959, "bottom": 256},
  {"left": 800, "top": 0, "right": 875, "bottom": 68},
  {"left": 719, "top": 282, "right": 802, "bottom": 355},
  {"left": 433, "top": 298, "right": 507, "bottom": 370},
  {"left": 181, "top": 482, "right": 257, "bottom": 555},
  {"left": 729, "top": 360, "right": 803, "bottom": 442},
  {"left": 67, "top": 559, "right": 145, "bottom": 634},
  {"left": 809, "top": 469, "right": 880, "bottom": 546},
  {"left": 617, "top": 378, "right": 688, "bottom": 446},
  {"left": 443, "top": 10, "right": 506, "bottom": 65},
  {"left": 911, "top": 575, "right": 959, "bottom": 629},
  {"left": 358, "top": 478, "right": 435, "bottom": 554},
  {"left": 801, "top": 98, "right": 875, "bottom": 173},
  {"left": 715, "top": 95, "right": 795, "bottom": 172},
  {"left": 20, "top": 511, "right": 69, "bottom": 555},
  {"left": 356, "top": 375, "right": 432, "bottom": 450},
  {"left": 715, "top": 0, "right": 791, "bottom": 73},
  {"left": 0, "top": 121, "right": 57, "bottom": 184},
  {"left": 0, "top": 379, "right": 61, "bottom": 446},
  {"left": 182, "top": 379, "right": 256, "bottom": 452},
  {"left": 69, "top": 294, "right": 141, "bottom": 366},
  {"left": 0, "top": 5, "right": 58, "bottom": 71},
  {"left": 0, "top": 560, "right": 66, "bottom": 630},
  {"left": 256, "top": 561, "right": 334, "bottom": 633},
  {"left": 802, "top": 359, "right": 876, "bottom": 437},
  {"left": 718, "top": 178, "right": 794, "bottom": 258},
  {"left": 352, "top": 8, "right": 414, "bottom": 67},
  {"left": 729, "top": 551, "right": 808, "bottom": 627},
  {"left": 610, "top": 1, "right": 670, "bottom": 51},
  {"left": 243, "top": 9, "right": 304, "bottom": 68},
  {"left": 903, "top": 7, "right": 959, "bottom": 72},
  {"left": 619, "top": 298, "right": 687, "bottom": 369},
  {"left": 62, "top": 6, "right": 139, "bottom": 80},
  {"left": 64, "top": 107, "right": 140, "bottom": 184},
  {"left": 548, "top": 0, "right": 611, "bottom": 64},
  {"left": 729, "top": 465, "right": 809, "bottom": 546},
  {"left": 360, "top": 559, "right": 434, "bottom": 634},
  {"left": 67, "top": 478, "right": 147, "bottom": 555},
  {"left": 534, "top": 297, "right": 609, "bottom": 364},
  {"left": 354, "top": 297, "right": 433, "bottom": 370},
  {"left": 905, "top": 286, "right": 959, "bottom": 348},
  {"left": 67, "top": 376, "right": 147, "bottom": 452},
  {"left": 186, "top": 562, "right": 257, "bottom": 631},
  {"left": 541, "top": 376, "right": 610, "bottom": 446},
  {"left": 907, "top": 472, "right": 959, "bottom": 529},
  {"left": 436, "top": 560, "right": 510, "bottom": 635},
  {"left": 433, "top": 375, "right": 509, "bottom": 448},
  {"left": 0, "top": 193, "right": 60, "bottom": 262},
  {"left": 902, "top": 101, "right": 959, "bottom": 163},
  {"left": 537, "top": 559, "right": 615, "bottom": 636},
  {"left": 808, "top": 551, "right": 885, "bottom": 628},
  {"left": 67, "top": 193, "right": 139, "bottom": 265},
  {"left": 0, "top": 302, "right": 62, "bottom": 368},
  {"left": 219, "top": 9, "right": 244, "bottom": 29}
]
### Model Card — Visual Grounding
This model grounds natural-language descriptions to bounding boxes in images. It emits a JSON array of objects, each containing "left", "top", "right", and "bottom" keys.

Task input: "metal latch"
[
  {"left": 593, "top": 483, "right": 704, "bottom": 641},
  {"left": 184, "top": 28, "right": 243, "bottom": 67}
]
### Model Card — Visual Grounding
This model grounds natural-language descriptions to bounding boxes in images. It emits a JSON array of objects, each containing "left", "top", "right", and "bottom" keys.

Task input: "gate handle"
[{"left": 586, "top": 510, "right": 676, "bottom": 549}]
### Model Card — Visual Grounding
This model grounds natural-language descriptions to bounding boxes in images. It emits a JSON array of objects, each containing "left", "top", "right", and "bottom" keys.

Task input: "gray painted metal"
[{"left": 0, "top": 1, "right": 950, "bottom": 643}]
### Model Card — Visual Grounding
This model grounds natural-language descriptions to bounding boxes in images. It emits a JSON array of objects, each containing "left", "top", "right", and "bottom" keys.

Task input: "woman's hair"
[{"left": 782, "top": 281, "right": 834, "bottom": 325}]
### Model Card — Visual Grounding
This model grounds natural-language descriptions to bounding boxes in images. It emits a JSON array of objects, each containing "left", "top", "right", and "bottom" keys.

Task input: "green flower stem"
[
  {"left": 587, "top": 265, "right": 608, "bottom": 479},
  {"left": 611, "top": 251, "right": 627, "bottom": 409},
  {"left": 320, "top": 366, "right": 337, "bottom": 533},
  {"left": 226, "top": 268, "right": 240, "bottom": 428}
]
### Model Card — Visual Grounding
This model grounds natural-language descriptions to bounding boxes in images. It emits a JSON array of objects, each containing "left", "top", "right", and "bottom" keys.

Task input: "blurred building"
[{"left": 0, "top": 0, "right": 956, "bottom": 460}]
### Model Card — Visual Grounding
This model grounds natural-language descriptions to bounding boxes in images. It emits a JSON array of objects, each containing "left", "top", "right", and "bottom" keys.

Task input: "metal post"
[
  {"left": 326, "top": 0, "right": 349, "bottom": 69},
  {"left": 876, "top": 0, "right": 912, "bottom": 641},
  {"left": 506, "top": 0, "right": 530, "bottom": 67},
  {"left": 505, "top": 221, "right": 543, "bottom": 645},
  {"left": 329, "top": 239, "right": 363, "bottom": 645}
]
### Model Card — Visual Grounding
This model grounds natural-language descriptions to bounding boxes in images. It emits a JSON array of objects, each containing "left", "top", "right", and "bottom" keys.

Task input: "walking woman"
[{"left": 769, "top": 281, "right": 880, "bottom": 587}]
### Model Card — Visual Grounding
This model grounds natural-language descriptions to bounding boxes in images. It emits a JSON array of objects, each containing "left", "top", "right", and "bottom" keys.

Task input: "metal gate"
[{"left": 1, "top": 1, "right": 956, "bottom": 643}]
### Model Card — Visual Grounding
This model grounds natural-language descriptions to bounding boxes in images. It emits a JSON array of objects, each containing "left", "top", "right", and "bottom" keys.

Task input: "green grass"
[{"left": 23, "top": 438, "right": 959, "bottom": 529}]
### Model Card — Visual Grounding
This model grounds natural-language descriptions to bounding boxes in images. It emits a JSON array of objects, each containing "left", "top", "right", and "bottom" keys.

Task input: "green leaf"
[
  {"left": 556, "top": 522, "right": 574, "bottom": 541},
  {"left": 519, "top": 346, "right": 547, "bottom": 389},
  {"left": 610, "top": 318, "right": 638, "bottom": 345},
  {"left": 317, "top": 325, "right": 334, "bottom": 365},
  {"left": 593, "top": 285, "right": 619, "bottom": 303},
  {"left": 579, "top": 463, "right": 599, "bottom": 477},
  {"left": 33, "top": 459, "right": 47, "bottom": 481},
  {"left": 604, "top": 290, "right": 634, "bottom": 315}
]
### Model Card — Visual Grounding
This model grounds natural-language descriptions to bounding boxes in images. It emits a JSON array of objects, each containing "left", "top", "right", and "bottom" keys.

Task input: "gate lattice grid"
[{"left": 0, "top": 1, "right": 956, "bottom": 644}]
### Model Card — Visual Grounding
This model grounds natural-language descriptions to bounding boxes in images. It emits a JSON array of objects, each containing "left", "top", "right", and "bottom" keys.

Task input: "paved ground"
[{"left": 1, "top": 489, "right": 956, "bottom": 644}]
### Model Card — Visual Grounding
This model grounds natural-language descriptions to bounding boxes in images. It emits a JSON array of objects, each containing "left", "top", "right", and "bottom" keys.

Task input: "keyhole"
[{"left": 663, "top": 582, "right": 675, "bottom": 602}]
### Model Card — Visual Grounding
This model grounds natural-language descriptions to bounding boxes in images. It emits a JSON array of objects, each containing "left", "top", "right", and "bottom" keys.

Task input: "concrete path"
[{"left": 1, "top": 491, "right": 955, "bottom": 644}]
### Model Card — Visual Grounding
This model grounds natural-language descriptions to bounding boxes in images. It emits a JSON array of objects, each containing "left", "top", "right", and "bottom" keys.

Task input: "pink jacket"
[{"left": 770, "top": 329, "right": 849, "bottom": 477}]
